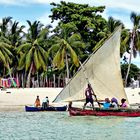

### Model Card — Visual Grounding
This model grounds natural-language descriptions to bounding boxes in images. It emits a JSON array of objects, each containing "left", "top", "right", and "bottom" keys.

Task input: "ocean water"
[{"left": 0, "top": 111, "right": 140, "bottom": 140}]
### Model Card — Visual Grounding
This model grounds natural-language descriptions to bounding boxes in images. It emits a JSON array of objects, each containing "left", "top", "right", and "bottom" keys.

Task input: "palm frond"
[
  {"left": 17, "top": 53, "right": 26, "bottom": 70},
  {"left": 38, "top": 51, "right": 47, "bottom": 71},
  {"left": 16, "top": 43, "right": 31, "bottom": 53},
  {"left": 34, "top": 50, "right": 40, "bottom": 70},
  {"left": 25, "top": 48, "right": 33, "bottom": 71},
  {"left": 67, "top": 44, "right": 79, "bottom": 67}
]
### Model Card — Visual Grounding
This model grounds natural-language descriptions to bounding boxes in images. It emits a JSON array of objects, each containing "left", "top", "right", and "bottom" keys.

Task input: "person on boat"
[
  {"left": 100, "top": 98, "right": 111, "bottom": 109},
  {"left": 42, "top": 96, "right": 49, "bottom": 109},
  {"left": 83, "top": 84, "right": 96, "bottom": 110},
  {"left": 34, "top": 95, "right": 41, "bottom": 107},
  {"left": 68, "top": 101, "right": 72, "bottom": 111},
  {"left": 110, "top": 97, "right": 119, "bottom": 108},
  {"left": 120, "top": 98, "right": 127, "bottom": 108}
]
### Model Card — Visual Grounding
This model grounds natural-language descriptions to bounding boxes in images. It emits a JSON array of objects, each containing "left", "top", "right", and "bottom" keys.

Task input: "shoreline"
[
  {"left": 0, "top": 87, "right": 63, "bottom": 112},
  {"left": 0, "top": 87, "right": 140, "bottom": 112}
]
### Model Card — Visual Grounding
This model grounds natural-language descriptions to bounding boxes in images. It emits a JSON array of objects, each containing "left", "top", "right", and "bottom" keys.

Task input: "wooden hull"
[
  {"left": 25, "top": 105, "right": 67, "bottom": 112},
  {"left": 69, "top": 107, "right": 140, "bottom": 117}
]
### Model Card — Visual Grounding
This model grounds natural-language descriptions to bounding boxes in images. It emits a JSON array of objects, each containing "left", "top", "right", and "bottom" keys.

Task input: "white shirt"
[
  {"left": 42, "top": 98, "right": 49, "bottom": 103},
  {"left": 112, "top": 102, "right": 118, "bottom": 108}
]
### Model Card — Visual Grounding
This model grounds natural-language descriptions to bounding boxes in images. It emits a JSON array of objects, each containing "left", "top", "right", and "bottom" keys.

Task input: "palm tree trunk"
[
  {"left": 37, "top": 72, "right": 39, "bottom": 87},
  {"left": 53, "top": 74, "right": 56, "bottom": 87},
  {"left": 7, "top": 63, "right": 16, "bottom": 87},
  {"left": 21, "top": 73, "right": 24, "bottom": 88},
  {"left": 58, "top": 75, "right": 60, "bottom": 87},
  {"left": 65, "top": 53, "right": 69, "bottom": 84},
  {"left": 16, "top": 73, "right": 19, "bottom": 88},
  {"left": 26, "top": 63, "right": 33, "bottom": 88},
  {"left": 125, "top": 32, "right": 135, "bottom": 87}
]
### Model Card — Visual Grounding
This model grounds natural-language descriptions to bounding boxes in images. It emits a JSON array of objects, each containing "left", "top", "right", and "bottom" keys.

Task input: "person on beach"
[
  {"left": 110, "top": 97, "right": 119, "bottom": 108},
  {"left": 120, "top": 98, "right": 127, "bottom": 108},
  {"left": 42, "top": 96, "right": 49, "bottom": 109},
  {"left": 83, "top": 84, "right": 96, "bottom": 110},
  {"left": 34, "top": 95, "right": 41, "bottom": 107}
]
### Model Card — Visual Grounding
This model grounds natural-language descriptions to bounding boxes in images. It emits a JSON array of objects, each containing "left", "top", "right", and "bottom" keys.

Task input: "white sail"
[{"left": 53, "top": 26, "right": 128, "bottom": 104}]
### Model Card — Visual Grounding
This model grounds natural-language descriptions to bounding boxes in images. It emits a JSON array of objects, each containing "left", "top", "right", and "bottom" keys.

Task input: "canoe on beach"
[
  {"left": 69, "top": 107, "right": 140, "bottom": 117},
  {"left": 25, "top": 105, "right": 67, "bottom": 112}
]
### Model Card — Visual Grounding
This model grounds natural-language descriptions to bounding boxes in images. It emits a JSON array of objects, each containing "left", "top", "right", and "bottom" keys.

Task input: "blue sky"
[{"left": 0, "top": 0, "right": 139, "bottom": 67}]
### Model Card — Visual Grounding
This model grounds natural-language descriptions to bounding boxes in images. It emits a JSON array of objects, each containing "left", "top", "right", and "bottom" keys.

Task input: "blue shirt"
[{"left": 103, "top": 102, "right": 111, "bottom": 109}]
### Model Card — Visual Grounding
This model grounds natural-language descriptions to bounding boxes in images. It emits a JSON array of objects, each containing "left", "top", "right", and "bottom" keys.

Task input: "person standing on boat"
[
  {"left": 34, "top": 95, "right": 41, "bottom": 107},
  {"left": 42, "top": 96, "right": 49, "bottom": 109},
  {"left": 83, "top": 84, "right": 96, "bottom": 110}
]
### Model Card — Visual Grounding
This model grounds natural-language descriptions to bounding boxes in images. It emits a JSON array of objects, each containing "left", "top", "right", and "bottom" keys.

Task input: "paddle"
[{"left": 79, "top": 61, "right": 101, "bottom": 108}]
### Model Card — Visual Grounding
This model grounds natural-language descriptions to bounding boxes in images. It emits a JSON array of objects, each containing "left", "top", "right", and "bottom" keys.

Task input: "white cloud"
[
  {"left": 1, "top": 0, "right": 140, "bottom": 12},
  {"left": 37, "top": 12, "right": 59, "bottom": 29},
  {"left": 0, "top": 0, "right": 60, "bottom": 5}
]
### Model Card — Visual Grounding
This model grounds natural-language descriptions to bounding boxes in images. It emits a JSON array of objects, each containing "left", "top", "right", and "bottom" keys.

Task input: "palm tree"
[
  {"left": 0, "top": 40, "right": 16, "bottom": 85},
  {"left": 125, "top": 12, "right": 140, "bottom": 87},
  {"left": 0, "top": 17, "right": 12, "bottom": 37},
  {"left": 16, "top": 20, "right": 49, "bottom": 87},
  {"left": 9, "top": 21, "right": 25, "bottom": 47},
  {"left": 120, "top": 29, "right": 130, "bottom": 57},
  {"left": 0, "top": 17, "right": 19, "bottom": 87},
  {"left": 93, "top": 17, "right": 123, "bottom": 51},
  {"left": 50, "top": 23, "right": 85, "bottom": 83}
]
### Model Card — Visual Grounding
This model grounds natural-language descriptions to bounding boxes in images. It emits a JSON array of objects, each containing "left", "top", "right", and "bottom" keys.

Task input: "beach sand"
[
  {"left": 0, "top": 88, "right": 63, "bottom": 111},
  {"left": 125, "top": 88, "right": 140, "bottom": 105},
  {"left": 0, "top": 87, "right": 140, "bottom": 111}
]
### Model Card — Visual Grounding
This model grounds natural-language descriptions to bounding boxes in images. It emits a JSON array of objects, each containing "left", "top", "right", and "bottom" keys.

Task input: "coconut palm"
[
  {"left": 9, "top": 21, "right": 25, "bottom": 47},
  {"left": 120, "top": 29, "right": 131, "bottom": 57},
  {"left": 125, "top": 12, "right": 140, "bottom": 87},
  {"left": 16, "top": 20, "right": 49, "bottom": 87},
  {"left": 93, "top": 16, "right": 124, "bottom": 51},
  {"left": 50, "top": 23, "right": 85, "bottom": 83},
  {"left": 0, "top": 17, "right": 20, "bottom": 86},
  {"left": 0, "top": 16, "right": 12, "bottom": 37},
  {"left": 0, "top": 39, "right": 16, "bottom": 86}
]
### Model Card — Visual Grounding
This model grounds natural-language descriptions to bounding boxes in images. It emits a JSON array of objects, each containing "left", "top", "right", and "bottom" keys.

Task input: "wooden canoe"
[
  {"left": 25, "top": 105, "right": 67, "bottom": 112},
  {"left": 69, "top": 107, "right": 140, "bottom": 117}
]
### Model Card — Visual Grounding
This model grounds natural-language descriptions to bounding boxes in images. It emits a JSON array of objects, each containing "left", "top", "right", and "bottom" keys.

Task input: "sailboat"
[{"left": 53, "top": 26, "right": 140, "bottom": 117}]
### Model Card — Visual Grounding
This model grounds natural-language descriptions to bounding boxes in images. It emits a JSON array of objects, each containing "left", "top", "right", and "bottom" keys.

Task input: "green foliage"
[
  {"left": 121, "top": 63, "right": 140, "bottom": 83},
  {"left": 0, "top": 4, "right": 140, "bottom": 87},
  {"left": 49, "top": 1, "right": 107, "bottom": 53},
  {"left": 130, "top": 12, "right": 140, "bottom": 57}
]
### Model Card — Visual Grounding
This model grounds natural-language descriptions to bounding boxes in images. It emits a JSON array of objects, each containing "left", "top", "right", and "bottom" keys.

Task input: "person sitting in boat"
[
  {"left": 42, "top": 96, "right": 49, "bottom": 109},
  {"left": 34, "top": 95, "right": 41, "bottom": 107},
  {"left": 120, "top": 98, "right": 127, "bottom": 108},
  {"left": 83, "top": 84, "right": 96, "bottom": 110},
  {"left": 100, "top": 98, "right": 111, "bottom": 109},
  {"left": 110, "top": 97, "right": 119, "bottom": 108}
]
